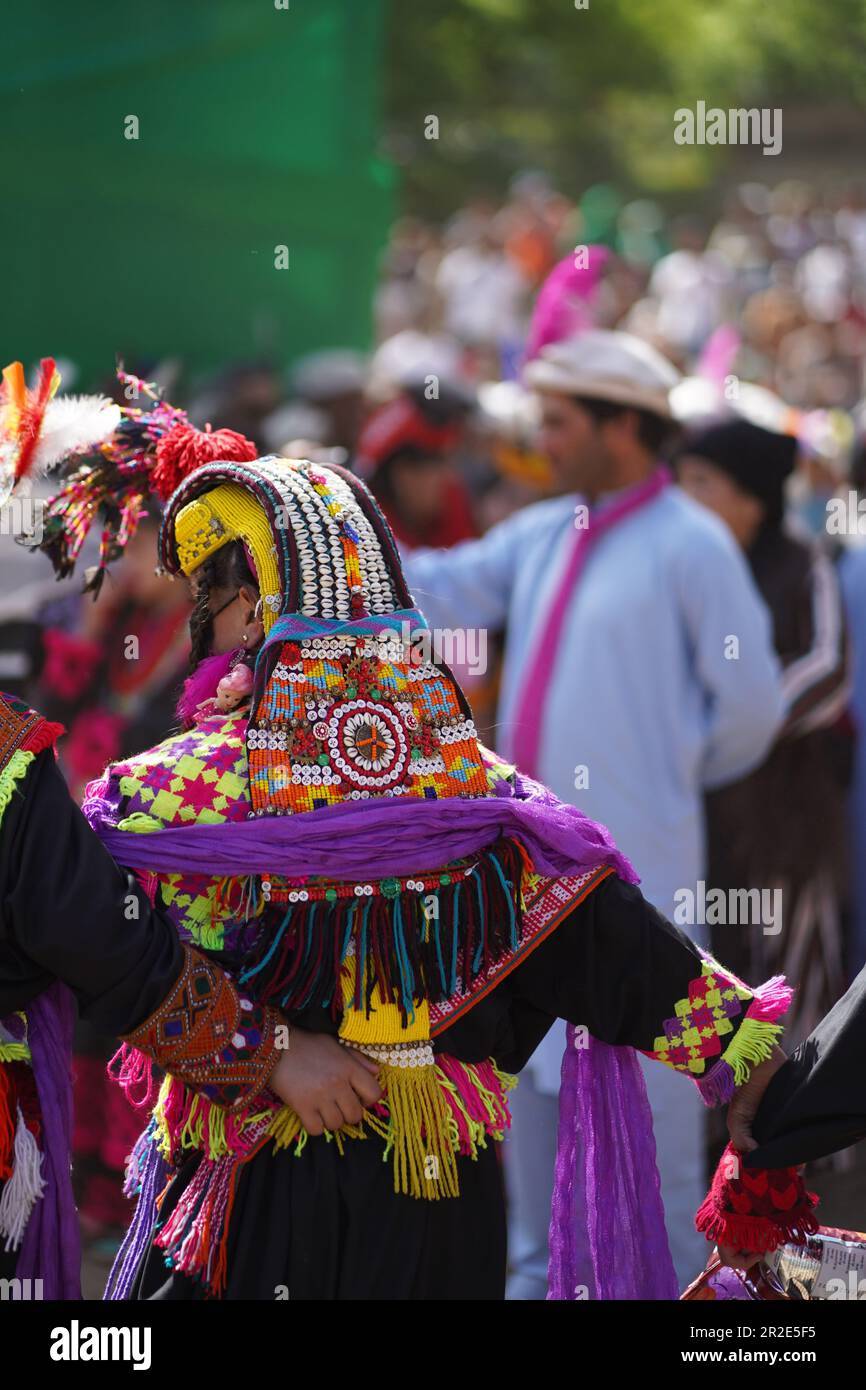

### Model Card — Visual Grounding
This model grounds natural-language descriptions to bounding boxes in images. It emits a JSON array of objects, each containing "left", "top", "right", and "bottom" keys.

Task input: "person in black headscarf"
[
  {"left": 697, "top": 956, "right": 866, "bottom": 1270},
  {"left": 676, "top": 418, "right": 852, "bottom": 1062}
]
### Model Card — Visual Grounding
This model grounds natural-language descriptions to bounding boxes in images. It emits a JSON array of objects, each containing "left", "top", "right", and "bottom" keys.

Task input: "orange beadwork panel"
[{"left": 247, "top": 638, "right": 488, "bottom": 818}]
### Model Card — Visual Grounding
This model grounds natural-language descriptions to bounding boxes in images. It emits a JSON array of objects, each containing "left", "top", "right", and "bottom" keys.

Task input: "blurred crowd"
[{"left": 6, "top": 169, "right": 866, "bottom": 1274}]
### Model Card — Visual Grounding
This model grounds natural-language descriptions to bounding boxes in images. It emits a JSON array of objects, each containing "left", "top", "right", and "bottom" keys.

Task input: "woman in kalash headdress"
[{"left": 77, "top": 453, "right": 811, "bottom": 1301}]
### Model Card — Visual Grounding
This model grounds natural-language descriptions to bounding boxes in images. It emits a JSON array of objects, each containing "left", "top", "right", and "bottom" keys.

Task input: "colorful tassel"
[
  {"left": 696, "top": 980, "right": 792, "bottom": 1107},
  {"left": 0, "top": 1108, "right": 45, "bottom": 1251},
  {"left": 0, "top": 1065, "right": 15, "bottom": 1179},
  {"left": 109, "top": 1043, "right": 160, "bottom": 1110},
  {"left": 238, "top": 837, "right": 526, "bottom": 1025},
  {"left": 154, "top": 1120, "right": 271, "bottom": 1296},
  {"left": 696, "top": 1142, "right": 819, "bottom": 1253}
]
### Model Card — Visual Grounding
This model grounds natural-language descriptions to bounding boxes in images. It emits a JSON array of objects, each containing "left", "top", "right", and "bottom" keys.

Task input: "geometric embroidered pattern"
[
  {"left": 114, "top": 711, "right": 250, "bottom": 829},
  {"left": 109, "top": 710, "right": 252, "bottom": 947},
  {"left": 644, "top": 959, "right": 753, "bottom": 1077},
  {"left": 121, "top": 944, "right": 280, "bottom": 1108}
]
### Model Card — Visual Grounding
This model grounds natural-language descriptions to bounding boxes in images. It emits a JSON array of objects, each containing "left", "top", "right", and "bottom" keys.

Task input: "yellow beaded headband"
[
  {"left": 172, "top": 483, "right": 283, "bottom": 634},
  {"left": 159, "top": 456, "right": 414, "bottom": 633}
]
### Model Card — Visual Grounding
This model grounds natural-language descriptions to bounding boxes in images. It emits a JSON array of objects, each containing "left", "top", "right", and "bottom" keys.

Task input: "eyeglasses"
[{"left": 207, "top": 589, "right": 239, "bottom": 621}]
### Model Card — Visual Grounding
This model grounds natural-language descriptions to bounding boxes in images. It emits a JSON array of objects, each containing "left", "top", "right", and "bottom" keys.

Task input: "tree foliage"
[{"left": 386, "top": 0, "right": 866, "bottom": 213}]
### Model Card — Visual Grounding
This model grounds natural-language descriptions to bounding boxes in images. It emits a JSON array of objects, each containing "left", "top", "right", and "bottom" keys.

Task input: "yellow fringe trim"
[
  {"left": 269, "top": 1063, "right": 460, "bottom": 1198},
  {"left": 154, "top": 1061, "right": 518, "bottom": 1200},
  {"left": 0, "top": 749, "right": 35, "bottom": 832},
  {"left": 0, "top": 1043, "right": 30, "bottom": 1064},
  {"left": 384, "top": 1063, "right": 459, "bottom": 1199},
  {"left": 718, "top": 1016, "right": 785, "bottom": 1087}
]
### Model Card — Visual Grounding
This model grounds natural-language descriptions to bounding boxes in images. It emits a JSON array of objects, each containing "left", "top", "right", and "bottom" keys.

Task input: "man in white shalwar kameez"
[{"left": 404, "top": 332, "right": 784, "bottom": 1292}]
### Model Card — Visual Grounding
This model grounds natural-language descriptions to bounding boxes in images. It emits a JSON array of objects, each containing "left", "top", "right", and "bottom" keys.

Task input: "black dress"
[{"left": 0, "top": 749, "right": 186, "bottom": 1282}]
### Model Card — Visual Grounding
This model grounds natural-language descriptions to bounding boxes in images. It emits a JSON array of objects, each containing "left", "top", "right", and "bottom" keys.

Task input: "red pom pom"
[{"left": 151, "top": 423, "right": 258, "bottom": 502}]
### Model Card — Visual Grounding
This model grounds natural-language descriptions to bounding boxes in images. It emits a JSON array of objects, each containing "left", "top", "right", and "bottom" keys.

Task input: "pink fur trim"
[{"left": 175, "top": 650, "right": 236, "bottom": 728}]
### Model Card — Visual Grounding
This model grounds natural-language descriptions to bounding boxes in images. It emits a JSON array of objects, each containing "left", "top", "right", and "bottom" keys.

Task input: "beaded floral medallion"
[{"left": 247, "top": 634, "right": 488, "bottom": 817}]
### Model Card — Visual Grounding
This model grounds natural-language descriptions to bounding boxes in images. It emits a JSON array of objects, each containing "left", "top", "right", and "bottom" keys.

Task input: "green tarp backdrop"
[{"left": 2, "top": 0, "right": 393, "bottom": 384}]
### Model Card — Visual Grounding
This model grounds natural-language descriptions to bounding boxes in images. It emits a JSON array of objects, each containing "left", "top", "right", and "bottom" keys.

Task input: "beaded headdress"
[
  {"left": 161, "top": 455, "right": 410, "bottom": 628},
  {"left": 159, "top": 456, "right": 490, "bottom": 816}
]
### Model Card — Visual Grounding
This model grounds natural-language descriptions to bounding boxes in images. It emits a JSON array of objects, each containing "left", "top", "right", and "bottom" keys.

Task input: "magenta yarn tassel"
[{"left": 109, "top": 1043, "right": 159, "bottom": 1110}]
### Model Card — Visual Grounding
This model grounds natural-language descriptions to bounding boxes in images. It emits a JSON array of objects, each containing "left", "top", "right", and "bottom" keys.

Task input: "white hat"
[
  {"left": 367, "top": 331, "right": 465, "bottom": 402},
  {"left": 523, "top": 330, "right": 680, "bottom": 419}
]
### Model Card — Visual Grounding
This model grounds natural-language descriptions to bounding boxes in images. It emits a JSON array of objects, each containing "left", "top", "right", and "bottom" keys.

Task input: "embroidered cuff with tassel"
[
  {"left": 696, "top": 1141, "right": 819, "bottom": 1253},
  {"left": 118, "top": 943, "right": 281, "bottom": 1110},
  {"left": 642, "top": 955, "right": 792, "bottom": 1106}
]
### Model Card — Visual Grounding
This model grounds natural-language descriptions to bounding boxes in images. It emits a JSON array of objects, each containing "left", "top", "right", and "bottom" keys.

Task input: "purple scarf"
[
  {"left": 85, "top": 769, "right": 639, "bottom": 888},
  {"left": 17, "top": 983, "right": 81, "bottom": 1299},
  {"left": 547, "top": 1027, "right": 679, "bottom": 1300}
]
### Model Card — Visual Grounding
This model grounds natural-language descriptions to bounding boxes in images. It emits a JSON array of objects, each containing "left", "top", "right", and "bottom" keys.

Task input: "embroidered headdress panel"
[{"left": 159, "top": 457, "right": 489, "bottom": 826}]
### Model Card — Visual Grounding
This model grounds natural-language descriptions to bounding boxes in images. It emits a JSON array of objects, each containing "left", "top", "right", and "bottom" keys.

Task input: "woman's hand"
[
  {"left": 713, "top": 1044, "right": 789, "bottom": 1272},
  {"left": 267, "top": 1029, "right": 383, "bottom": 1136},
  {"left": 726, "top": 1043, "right": 787, "bottom": 1152}
]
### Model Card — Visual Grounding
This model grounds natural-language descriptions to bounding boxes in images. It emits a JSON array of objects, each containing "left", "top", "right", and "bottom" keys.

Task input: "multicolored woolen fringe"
[
  {"left": 129, "top": 1053, "right": 515, "bottom": 1295},
  {"left": 642, "top": 952, "right": 792, "bottom": 1105},
  {"left": 0, "top": 1019, "right": 43, "bottom": 1252},
  {"left": 104, "top": 1122, "right": 170, "bottom": 1301},
  {"left": 238, "top": 836, "right": 527, "bottom": 1023}
]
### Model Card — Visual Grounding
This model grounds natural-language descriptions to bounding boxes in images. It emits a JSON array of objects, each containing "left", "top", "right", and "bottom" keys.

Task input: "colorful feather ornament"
[
  {"left": 34, "top": 393, "right": 122, "bottom": 472},
  {"left": 28, "top": 364, "right": 256, "bottom": 596},
  {"left": 0, "top": 358, "right": 62, "bottom": 506}
]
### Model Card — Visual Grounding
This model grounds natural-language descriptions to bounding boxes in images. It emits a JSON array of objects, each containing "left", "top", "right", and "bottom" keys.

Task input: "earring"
[{"left": 242, "top": 632, "right": 249, "bottom": 646}]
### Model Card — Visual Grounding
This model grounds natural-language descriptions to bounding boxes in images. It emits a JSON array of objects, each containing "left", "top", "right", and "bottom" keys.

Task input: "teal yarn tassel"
[
  {"left": 392, "top": 896, "right": 416, "bottom": 1024},
  {"left": 357, "top": 897, "right": 371, "bottom": 1011},
  {"left": 450, "top": 890, "right": 459, "bottom": 994},
  {"left": 472, "top": 872, "right": 486, "bottom": 974},
  {"left": 239, "top": 903, "right": 292, "bottom": 984},
  {"left": 489, "top": 850, "right": 519, "bottom": 949}
]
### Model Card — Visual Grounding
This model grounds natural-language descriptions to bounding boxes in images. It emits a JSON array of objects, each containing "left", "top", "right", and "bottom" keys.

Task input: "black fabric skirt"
[{"left": 131, "top": 1130, "right": 507, "bottom": 1301}]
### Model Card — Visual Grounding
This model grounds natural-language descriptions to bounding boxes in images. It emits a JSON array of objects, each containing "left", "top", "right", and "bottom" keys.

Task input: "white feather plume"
[{"left": 33, "top": 394, "right": 122, "bottom": 472}]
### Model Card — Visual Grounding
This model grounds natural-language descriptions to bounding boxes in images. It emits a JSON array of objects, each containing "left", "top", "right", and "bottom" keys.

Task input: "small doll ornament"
[{"left": 194, "top": 661, "right": 254, "bottom": 721}]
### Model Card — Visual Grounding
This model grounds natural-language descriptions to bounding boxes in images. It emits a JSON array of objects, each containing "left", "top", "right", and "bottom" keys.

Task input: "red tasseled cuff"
[{"left": 696, "top": 1142, "right": 819, "bottom": 1253}]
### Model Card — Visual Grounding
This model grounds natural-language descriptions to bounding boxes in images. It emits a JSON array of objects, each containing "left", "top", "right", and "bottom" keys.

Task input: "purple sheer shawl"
[
  {"left": 17, "top": 983, "right": 81, "bottom": 1299},
  {"left": 548, "top": 1027, "right": 679, "bottom": 1300},
  {"left": 84, "top": 769, "right": 639, "bottom": 888}
]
